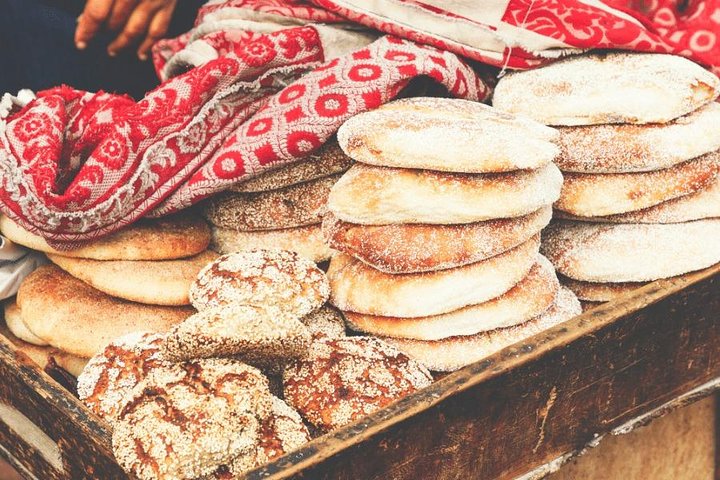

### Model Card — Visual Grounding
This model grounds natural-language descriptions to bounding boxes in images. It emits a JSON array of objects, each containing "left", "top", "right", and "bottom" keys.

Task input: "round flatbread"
[
  {"left": 230, "top": 139, "right": 353, "bottom": 193},
  {"left": 556, "top": 153, "right": 718, "bottom": 217},
  {"left": 555, "top": 175, "right": 720, "bottom": 224},
  {"left": 560, "top": 275, "right": 645, "bottom": 302},
  {"left": 323, "top": 206, "right": 551, "bottom": 273},
  {"left": 17, "top": 265, "right": 193, "bottom": 358},
  {"left": 493, "top": 52, "right": 720, "bottom": 126},
  {"left": 4, "top": 299, "right": 47, "bottom": 346},
  {"left": 328, "top": 163, "right": 562, "bottom": 225},
  {"left": 210, "top": 224, "right": 333, "bottom": 263},
  {"left": 541, "top": 220, "right": 720, "bottom": 282},
  {"left": 345, "top": 256, "right": 558, "bottom": 340},
  {"left": 554, "top": 103, "right": 720, "bottom": 173},
  {"left": 328, "top": 235, "right": 540, "bottom": 318},
  {"left": 0, "top": 214, "right": 211, "bottom": 260},
  {"left": 337, "top": 97, "right": 559, "bottom": 173},
  {"left": 383, "top": 286, "right": 581, "bottom": 372},
  {"left": 204, "top": 174, "right": 339, "bottom": 231},
  {"left": 47, "top": 251, "right": 218, "bottom": 306}
]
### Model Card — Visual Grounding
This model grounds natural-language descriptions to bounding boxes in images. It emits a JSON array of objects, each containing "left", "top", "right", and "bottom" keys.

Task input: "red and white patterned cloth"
[{"left": 1, "top": 0, "right": 719, "bottom": 247}]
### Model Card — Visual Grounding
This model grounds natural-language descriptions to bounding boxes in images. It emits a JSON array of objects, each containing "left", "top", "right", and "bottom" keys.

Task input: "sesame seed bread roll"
[
  {"left": 542, "top": 220, "right": 720, "bottom": 282},
  {"left": 493, "top": 52, "right": 720, "bottom": 126},
  {"left": 328, "top": 163, "right": 563, "bottom": 225},
  {"left": 328, "top": 235, "right": 540, "bottom": 318},
  {"left": 337, "top": 97, "right": 559, "bottom": 173},
  {"left": 383, "top": 286, "right": 581, "bottom": 372},
  {"left": 554, "top": 103, "right": 720, "bottom": 173},
  {"left": 344, "top": 256, "right": 559, "bottom": 340},
  {"left": 555, "top": 152, "right": 718, "bottom": 217}
]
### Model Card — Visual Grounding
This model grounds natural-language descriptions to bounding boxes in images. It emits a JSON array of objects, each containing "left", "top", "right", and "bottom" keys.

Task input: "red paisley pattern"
[{"left": 2, "top": 0, "right": 719, "bottom": 246}]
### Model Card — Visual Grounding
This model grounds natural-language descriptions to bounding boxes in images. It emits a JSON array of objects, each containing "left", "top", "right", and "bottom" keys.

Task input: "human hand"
[{"left": 75, "top": 0, "right": 179, "bottom": 60}]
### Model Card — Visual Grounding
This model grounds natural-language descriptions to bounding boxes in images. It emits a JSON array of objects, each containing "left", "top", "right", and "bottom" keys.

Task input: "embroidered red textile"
[{"left": 1, "top": 0, "right": 719, "bottom": 246}]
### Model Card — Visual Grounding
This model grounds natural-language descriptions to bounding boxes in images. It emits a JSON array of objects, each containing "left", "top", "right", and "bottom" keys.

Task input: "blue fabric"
[{"left": 0, "top": 0, "right": 204, "bottom": 99}]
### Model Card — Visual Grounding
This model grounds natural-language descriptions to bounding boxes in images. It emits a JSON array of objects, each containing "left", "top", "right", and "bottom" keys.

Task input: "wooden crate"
[{"left": 0, "top": 262, "right": 718, "bottom": 480}]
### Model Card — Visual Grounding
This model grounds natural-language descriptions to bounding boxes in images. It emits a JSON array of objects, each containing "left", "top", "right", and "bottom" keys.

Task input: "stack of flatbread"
[
  {"left": 0, "top": 214, "right": 210, "bottom": 377},
  {"left": 202, "top": 140, "right": 353, "bottom": 263},
  {"left": 323, "top": 97, "right": 581, "bottom": 372},
  {"left": 494, "top": 52, "right": 720, "bottom": 309}
]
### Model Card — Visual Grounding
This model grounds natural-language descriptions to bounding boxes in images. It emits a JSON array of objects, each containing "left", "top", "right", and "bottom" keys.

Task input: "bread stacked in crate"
[
  {"left": 202, "top": 139, "right": 353, "bottom": 263},
  {"left": 493, "top": 52, "right": 720, "bottom": 309},
  {"left": 0, "top": 214, "right": 212, "bottom": 376},
  {"left": 324, "top": 97, "right": 581, "bottom": 372}
]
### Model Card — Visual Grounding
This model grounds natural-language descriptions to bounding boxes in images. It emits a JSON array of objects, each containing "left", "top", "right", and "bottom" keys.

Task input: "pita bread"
[
  {"left": 554, "top": 103, "right": 720, "bottom": 173},
  {"left": 210, "top": 224, "right": 333, "bottom": 263},
  {"left": 555, "top": 174, "right": 720, "bottom": 224},
  {"left": 47, "top": 251, "right": 218, "bottom": 306},
  {"left": 383, "top": 286, "right": 581, "bottom": 372},
  {"left": 17, "top": 265, "right": 193, "bottom": 358},
  {"left": 337, "top": 97, "right": 559, "bottom": 173},
  {"left": 323, "top": 206, "right": 551, "bottom": 273},
  {"left": 541, "top": 219, "right": 720, "bottom": 282},
  {"left": 560, "top": 275, "right": 644, "bottom": 302},
  {"left": 329, "top": 163, "right": 563, "bottom": 225},
  {"left": 345, "top": 256, "right": 558, "bottom": 340},
  {"left": 0, "top": 214, "right": 211, "bottom": 260},
  {"left": 328, "top": 235, "right": 540, "bottom": 317},
  {"left": 4, "top": 299, "right": 47, "bottom": 346},
  {"left": 0, "top": 320, "right": 88, "bottom": 377},
  {"left": 556, "top": 153, "right": 718, "bottom": 217},
  {"left": 230, "top": 139, "right": 353, "bottom": 193},
  {"left": 204, "top": 174, "right": 339, "bottom": 231},
  {"left": 493, "top": 52, "right": 720, "bottom": 126}
]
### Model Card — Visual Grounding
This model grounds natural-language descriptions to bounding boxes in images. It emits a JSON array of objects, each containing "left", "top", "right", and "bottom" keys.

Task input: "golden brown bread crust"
[
  {"left": 230, "top": 140, "right": 353, "bottom": 193},
  {"left": 77, "top": 332, "right": 168, "bottom": 421},
  {"left": 283, "top": 336, "right": 432, "bottom": 433},
  {"left": 17, "top": 265, "right": 193, "bottom": 358},
  {"left": 4, "top": 299, "right": 47, "bottom": 345},
  {"left": 554, "top": 103, "right": 720, "bottom": 173},
  {"left": 337, "top": 97, "right": 559, "bottom": 173},
  {"left": 328, "top": 235, "right": 540, "bottom": 318},
  {"left": 47, "top": 251, "right": 219, "bottom": 306},
  {"left": 204, "top": 174, "right": 340, "bottom": 231},
  {"left": 0, "top": 213, "right": 211, "bottom": 260},
  {"left": 189, "top": 250, "right": 330, "bottom": 318},
  {"left": 344, "top": 256, "right": 558, "bottom": 340},
  {"left": 556, "top": 152, "right": 719, "bottom": 217},
  {"left": 383, "top": 287, "right": 581, "bottom": 372},
  {"left": 328, "top": 163, "right": 563, "bottom": 225},
  {"left": 322, "top": 206, "right": 551, "bottom": 273}
]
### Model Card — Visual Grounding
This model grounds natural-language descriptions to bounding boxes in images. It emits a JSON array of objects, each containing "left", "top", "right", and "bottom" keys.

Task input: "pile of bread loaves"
[
  {"left": 76, "top": 249, "right": 432, "bottom": 480},
  {"left": 202, "top": 140, "right": 353, "bottom": 263},
  {"left": 0, "top": 214, "right": 214, "bottom": 377},
  {"left": 494, "top": 52, "right": 720, "bottom": 308},
  {"left": 323, "top": 97, "right": 581, "bottom": 372}
]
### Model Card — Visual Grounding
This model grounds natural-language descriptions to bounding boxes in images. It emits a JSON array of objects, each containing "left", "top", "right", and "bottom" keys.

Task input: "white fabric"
[{"left": 0, "top": 236, "right": 45, "bottom": 300}]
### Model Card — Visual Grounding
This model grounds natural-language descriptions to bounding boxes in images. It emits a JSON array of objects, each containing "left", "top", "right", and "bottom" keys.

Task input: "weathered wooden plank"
[
  {"left": 0, "top": 338, "right": 124, "bottom": 479},
  {"left": 245, "top": 263, "right": 720, "bottom": 480}
]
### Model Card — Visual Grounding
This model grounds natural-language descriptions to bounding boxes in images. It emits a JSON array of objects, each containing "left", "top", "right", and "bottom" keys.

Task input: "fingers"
[
  {"left": 107, "top": 0, "right": 140, "bottom": 31},
  {"left": 75, "top": 0, "right": 115, "bottom": 49},
  {"left": 107, "top": 3, "right": 155, "bottom": 57},
  {"left": 137, "top": 5, "right": 174, "bottom": 60}
]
